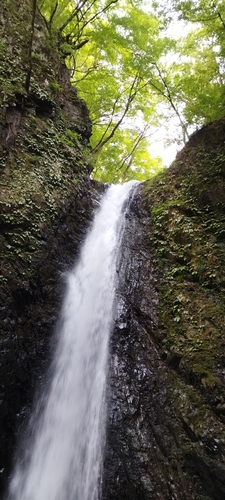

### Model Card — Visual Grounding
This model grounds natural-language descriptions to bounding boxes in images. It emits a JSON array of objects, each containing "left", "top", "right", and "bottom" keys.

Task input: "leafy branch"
[{"left": 37, "top": 0, "right": 119, "bottom": 58}]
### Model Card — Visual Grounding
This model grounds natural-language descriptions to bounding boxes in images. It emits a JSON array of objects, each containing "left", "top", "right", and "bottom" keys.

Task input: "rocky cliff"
[
  {"left": 103, "top": 120, "right": 225, "bottom": 500},
  {"left": 0, "top": 0, "right": 102, "bottom": 493},
  {"left": 1, "top": 0, "right": 225, "bottom": 498}
]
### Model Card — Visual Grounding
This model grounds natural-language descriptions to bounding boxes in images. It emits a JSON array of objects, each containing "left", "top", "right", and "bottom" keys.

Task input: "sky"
[
  {"left": 149, "top": 132, "right": 181, "bottom": 167},
  {"left": 142, "top": 1, "right": 195, "bottom": 167}
]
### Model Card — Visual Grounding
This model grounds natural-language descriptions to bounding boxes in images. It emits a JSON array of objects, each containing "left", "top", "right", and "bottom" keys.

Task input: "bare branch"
[
  {"left": 81, "top": 0, "right": 118, "bottom": 33},
  {"left": 58, "top": 0, "right": 91, "bottom": 34},
  {"left": 73, "top": 64, "right": 97, "bottom": 82},
  {"left": 212, "top": 2, "right": 225, "bottom": 30},
  {"left": 93, "top": 94, "right": 121, "bottom": 145},
  {"left": 118, "top": 125, "right": 154, "bottom": 179},
  {"left": 57, "top": 0, "right": 118, "bottom": 44},
  {"left": 148, "top": 63, "right": 189, "bottom": 143},
  {"left": 120, "top": 130, "right": 146, "bottom": 178},
  {"left": 92, "top": 74, "right": 141, "bottom": 153},
  {"left": 49, "top": 1, "right": 59, "bottom": 30}
]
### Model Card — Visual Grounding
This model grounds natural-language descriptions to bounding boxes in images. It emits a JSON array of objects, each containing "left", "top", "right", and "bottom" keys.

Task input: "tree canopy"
[{"left": 37, "top": 0, "right": 225, "bottom": 182}]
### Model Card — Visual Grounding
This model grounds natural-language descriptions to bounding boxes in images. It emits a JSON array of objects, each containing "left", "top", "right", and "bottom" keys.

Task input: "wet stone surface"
[{"left": 102, "top": 185, "right": 225, "bottom": 500}]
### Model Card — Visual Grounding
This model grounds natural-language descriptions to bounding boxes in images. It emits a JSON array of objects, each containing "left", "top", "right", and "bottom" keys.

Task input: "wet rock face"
[
  {"left": 102, "top": 184, "right": 225, "bottom": 500},
  {"left": 103, "top": 188, "right": 171, "bottom": 500}
]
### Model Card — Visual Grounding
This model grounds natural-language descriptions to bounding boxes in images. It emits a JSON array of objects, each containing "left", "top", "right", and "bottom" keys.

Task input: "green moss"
[
  {"left": 0, "top": 0, "right": 92, "bottom": 300},
  {"left": 168, "top": 372, "right": 225, "bottom": 443},
  {"left": 143, "top": 123, "right": 225, "bottom": 405}
]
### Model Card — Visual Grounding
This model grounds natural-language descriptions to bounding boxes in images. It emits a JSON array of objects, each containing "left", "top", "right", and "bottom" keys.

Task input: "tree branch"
[
  {"left": 80, "top": 0, "right": 118, "bottom": 33},
  {"left": 212, "top": 2, "right": 225, "bottom": 30},
  {"left": 58, "top": 0, "right": 91, "bottom": 34},
  {"left": 49, "top": 1, "right": 59, "bottom": 30},
  {"left": 92, "top": 74, "right": 141, "bottom": 153},
  {"left": 149, "top": 63, "right": 189, "bottom": 143},
  {"left": 119, "top": 128, "right": 147, "bottom": 179}
]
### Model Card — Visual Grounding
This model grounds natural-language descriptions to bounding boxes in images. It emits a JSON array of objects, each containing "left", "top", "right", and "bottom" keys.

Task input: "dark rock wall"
[
  {"left": 0, "top": 0, "right": 103, "bottom": 494},
  {"left": 103, "top": 120, "right": 225, "bottom": 500}
]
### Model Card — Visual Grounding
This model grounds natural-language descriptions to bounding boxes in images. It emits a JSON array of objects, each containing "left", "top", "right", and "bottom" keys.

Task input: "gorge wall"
[
  {"left": 0, "top": 0, "right": 102, "bottom": 493},
  {"left": 1, "top": 0, "right": 225, "bottom": 498},
  {"left": 103, "top": 120, "right": 225, "bottom": 499}
]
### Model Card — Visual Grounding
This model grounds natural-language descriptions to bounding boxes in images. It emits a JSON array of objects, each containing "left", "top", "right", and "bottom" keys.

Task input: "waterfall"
[{"left": 7, "top": 181, "right": 137, "bottom": 500}]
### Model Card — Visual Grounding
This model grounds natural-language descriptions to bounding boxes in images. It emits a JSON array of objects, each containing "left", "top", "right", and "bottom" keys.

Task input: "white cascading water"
[{"left": 7, "top": 181, "right": 137, "bottom": 500}]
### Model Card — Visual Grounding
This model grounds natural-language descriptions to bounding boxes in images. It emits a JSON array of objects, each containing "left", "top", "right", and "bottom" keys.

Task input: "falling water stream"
[{"left": 7, "top": 181, "right": 137, "bottom": 500}]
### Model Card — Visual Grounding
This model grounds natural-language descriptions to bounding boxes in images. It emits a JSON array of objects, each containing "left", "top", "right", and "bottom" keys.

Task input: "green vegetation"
[
  {"left": 1, "top": 0, "right": 224, "bottom": 182},
  {"left": 143, "top": 121, "right": 225, "bottom": 405},
  {"left": 0, "top": 108, "right": 91, "bottom": 288},
  {"left": 35, "top": 0, "right": 225, "bottom": 182}
]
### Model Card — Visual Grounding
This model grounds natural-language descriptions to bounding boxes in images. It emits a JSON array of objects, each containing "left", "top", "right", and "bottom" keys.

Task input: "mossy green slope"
[
  {"left": 143, "top": 117, "right": 225, "bottom": 443},
  {"left": 144, "top": 119, "right": 225, "bottom": 405},
  {"left": 139, "top": 119, "right": 225, "bottom": 497}
]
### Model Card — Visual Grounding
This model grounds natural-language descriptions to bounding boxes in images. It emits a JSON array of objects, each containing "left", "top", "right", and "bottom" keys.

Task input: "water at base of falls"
[{"left": 6, "top": 181, "right": 137, "bottom": 500}]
